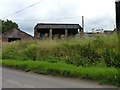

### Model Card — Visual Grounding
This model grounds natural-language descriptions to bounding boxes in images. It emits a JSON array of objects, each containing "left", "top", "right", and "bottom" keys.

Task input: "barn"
[
  {"left": 2, "top": 28, "right": 33, "bottom": 42},
  {"left": 34, "top": 23, "right": 83, "bottom": 39}
]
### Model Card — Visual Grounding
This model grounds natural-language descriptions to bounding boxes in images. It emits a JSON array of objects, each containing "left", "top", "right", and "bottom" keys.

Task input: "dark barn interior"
[
  {"left": 52, "top": 29, "right": 65, "bottom": 35},
  {"left": 8, "top": 38, "right": 21, "bottom": 42},
  {"left": 34, "top": 23, "right": 83, "bottom": 39},
  {"left": 68, "top": 29, "right": 78, "bottom": 36},
  {"left": 37, "top": 29, "right": 49, "bottom": 38}
]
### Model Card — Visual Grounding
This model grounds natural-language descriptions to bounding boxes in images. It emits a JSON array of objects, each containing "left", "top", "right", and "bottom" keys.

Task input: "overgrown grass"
[
  {"left": 2, "top": 60, "right": 120, "bottom": 86},
  {"left": 2, "top": 33, "right": 119, "bottom": 68}
]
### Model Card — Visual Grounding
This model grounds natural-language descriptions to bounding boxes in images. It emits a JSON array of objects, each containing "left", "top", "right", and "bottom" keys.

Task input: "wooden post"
[
  {"left": 49, "top": 28, "right": 52, "bottom": 39},
  {"left": 34, "top": 29, "right": 40, "bottom": 39},
  {"left": 65, "top": 29, "right": 68, "bottom": 38}
]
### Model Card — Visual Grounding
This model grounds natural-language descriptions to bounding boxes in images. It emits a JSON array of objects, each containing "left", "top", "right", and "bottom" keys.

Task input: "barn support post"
[
  {"left": 65, "top": 29, "right": 68, "bottom": 38},
  {"left": 34, "top": 29, "right": 37, "bottom": 39},
  {"left": 80, "top": 28, "right": 84, "bottom": 37},
  {"left": 49, "top": 28, "right": 52, "bottom": 39},
  {"left": 34, "top": 29, "right": 40, "bottom": 39},
  {"left": 37, "top": 33, "right": 40, "bottom": 39}
]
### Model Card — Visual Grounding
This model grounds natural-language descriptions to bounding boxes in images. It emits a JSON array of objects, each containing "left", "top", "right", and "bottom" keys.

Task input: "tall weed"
[{"left": 2, "top": 33, "right": 119, "bottom": 67}]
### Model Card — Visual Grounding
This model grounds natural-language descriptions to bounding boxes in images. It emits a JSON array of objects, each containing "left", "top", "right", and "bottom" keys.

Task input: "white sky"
[{"left": 0, "top": 0, "right": 116, "bottom": 36}]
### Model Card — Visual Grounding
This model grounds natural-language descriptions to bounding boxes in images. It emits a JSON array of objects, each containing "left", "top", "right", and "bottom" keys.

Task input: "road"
[{"left": 2, "top": 67, "right": 116, "bottom": 88}]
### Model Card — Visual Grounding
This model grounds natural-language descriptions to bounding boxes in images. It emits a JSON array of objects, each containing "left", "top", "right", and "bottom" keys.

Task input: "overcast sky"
[{"left": 0, "top": 0, "right": 116, "bottom": 36}]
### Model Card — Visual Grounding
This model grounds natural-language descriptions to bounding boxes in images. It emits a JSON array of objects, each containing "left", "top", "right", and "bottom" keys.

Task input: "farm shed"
[
  {"left": 34, "top": 23, "right": 83, "bottom": 39},
  {"left": 2, "top": 28, "right": 33, "bottom": 42}
]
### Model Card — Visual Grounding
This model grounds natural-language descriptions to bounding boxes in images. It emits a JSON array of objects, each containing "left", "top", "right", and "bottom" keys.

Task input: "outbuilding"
[
  {"left": 2, "top": 28, "right": 33, "bottom": 42},
  {"left": 34, "top": 23, "right": 83, "bottom": 39}
]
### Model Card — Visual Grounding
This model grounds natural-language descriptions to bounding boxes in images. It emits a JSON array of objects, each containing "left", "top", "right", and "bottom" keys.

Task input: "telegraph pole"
[{"left": 115, "top": 0, "right": 120, "bottom": 33}]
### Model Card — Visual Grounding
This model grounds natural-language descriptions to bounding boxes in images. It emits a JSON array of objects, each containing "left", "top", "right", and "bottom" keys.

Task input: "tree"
[{"left": 1, "top": 19, "right": 19, "bottom": 33}]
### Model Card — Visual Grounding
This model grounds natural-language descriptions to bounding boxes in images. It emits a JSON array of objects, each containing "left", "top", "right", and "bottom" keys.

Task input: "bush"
[
  {"left": 103, "top": 48, "right": 119, "bottom": 68},
  {"left": 2, "top": 45, "right": 18, "bottom": 59},
  {"left": 64, "top": 55, "right": 89, "bottom": 67},
  {"left": 2, "top": 33, "right": 118, "bottom": 68},
  {"left": 80, "top": 44, "right": 101, "bottom": 64},
  {"left": 24, "top": 43, "right": 38, "bottom": 61}
]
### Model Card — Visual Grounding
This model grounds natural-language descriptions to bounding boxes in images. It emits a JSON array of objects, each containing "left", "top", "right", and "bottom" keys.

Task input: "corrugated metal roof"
[{"left": 35, "top": 23, "right": 82, "bottom": 29}]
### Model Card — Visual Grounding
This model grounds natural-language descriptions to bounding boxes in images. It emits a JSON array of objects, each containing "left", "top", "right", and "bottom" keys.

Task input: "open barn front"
[
  {"left": 68, "top": 29, "right": 78, "bottom": 36},
  {"left": 34, "top": 23, "right": 82, "bottom": 39},
  {"left": 52, "top": 29, "right": 65, "bottom": 39},
  {"left": 36, "top": 29, "right": 49, "bottom": 39}
]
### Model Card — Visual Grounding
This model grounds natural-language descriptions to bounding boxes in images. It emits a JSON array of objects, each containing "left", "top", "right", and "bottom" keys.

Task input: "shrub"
[
  {"left": 103, "top": 48, "right": 119, "bottom": 68},
  {"left": 24, "top": 43, "right": 38, "bottom": 61},
  {"left": 64, "top": 55, "right": 89, "bottom": 67},
  {"left": 2, "top": 33, "right": 118, "bottom": 68},
  {"left": 2, "top": 45, "right": 18, "bottom": 59},
  {"left": 47, "top": 56, "right": 61, "bottom": 63},
  {"left": 80, "top": 44, "right": 101, "bottom": 64}
]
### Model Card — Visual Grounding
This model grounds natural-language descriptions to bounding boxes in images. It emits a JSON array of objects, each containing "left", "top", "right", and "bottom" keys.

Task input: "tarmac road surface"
[{"left": 2, "top": 67, "right": 117, "bottom": 88}]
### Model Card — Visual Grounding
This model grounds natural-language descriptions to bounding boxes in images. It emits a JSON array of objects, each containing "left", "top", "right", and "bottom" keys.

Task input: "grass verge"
[{"left": 2, "top": 60, "right": 120, "bottom": 87}]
